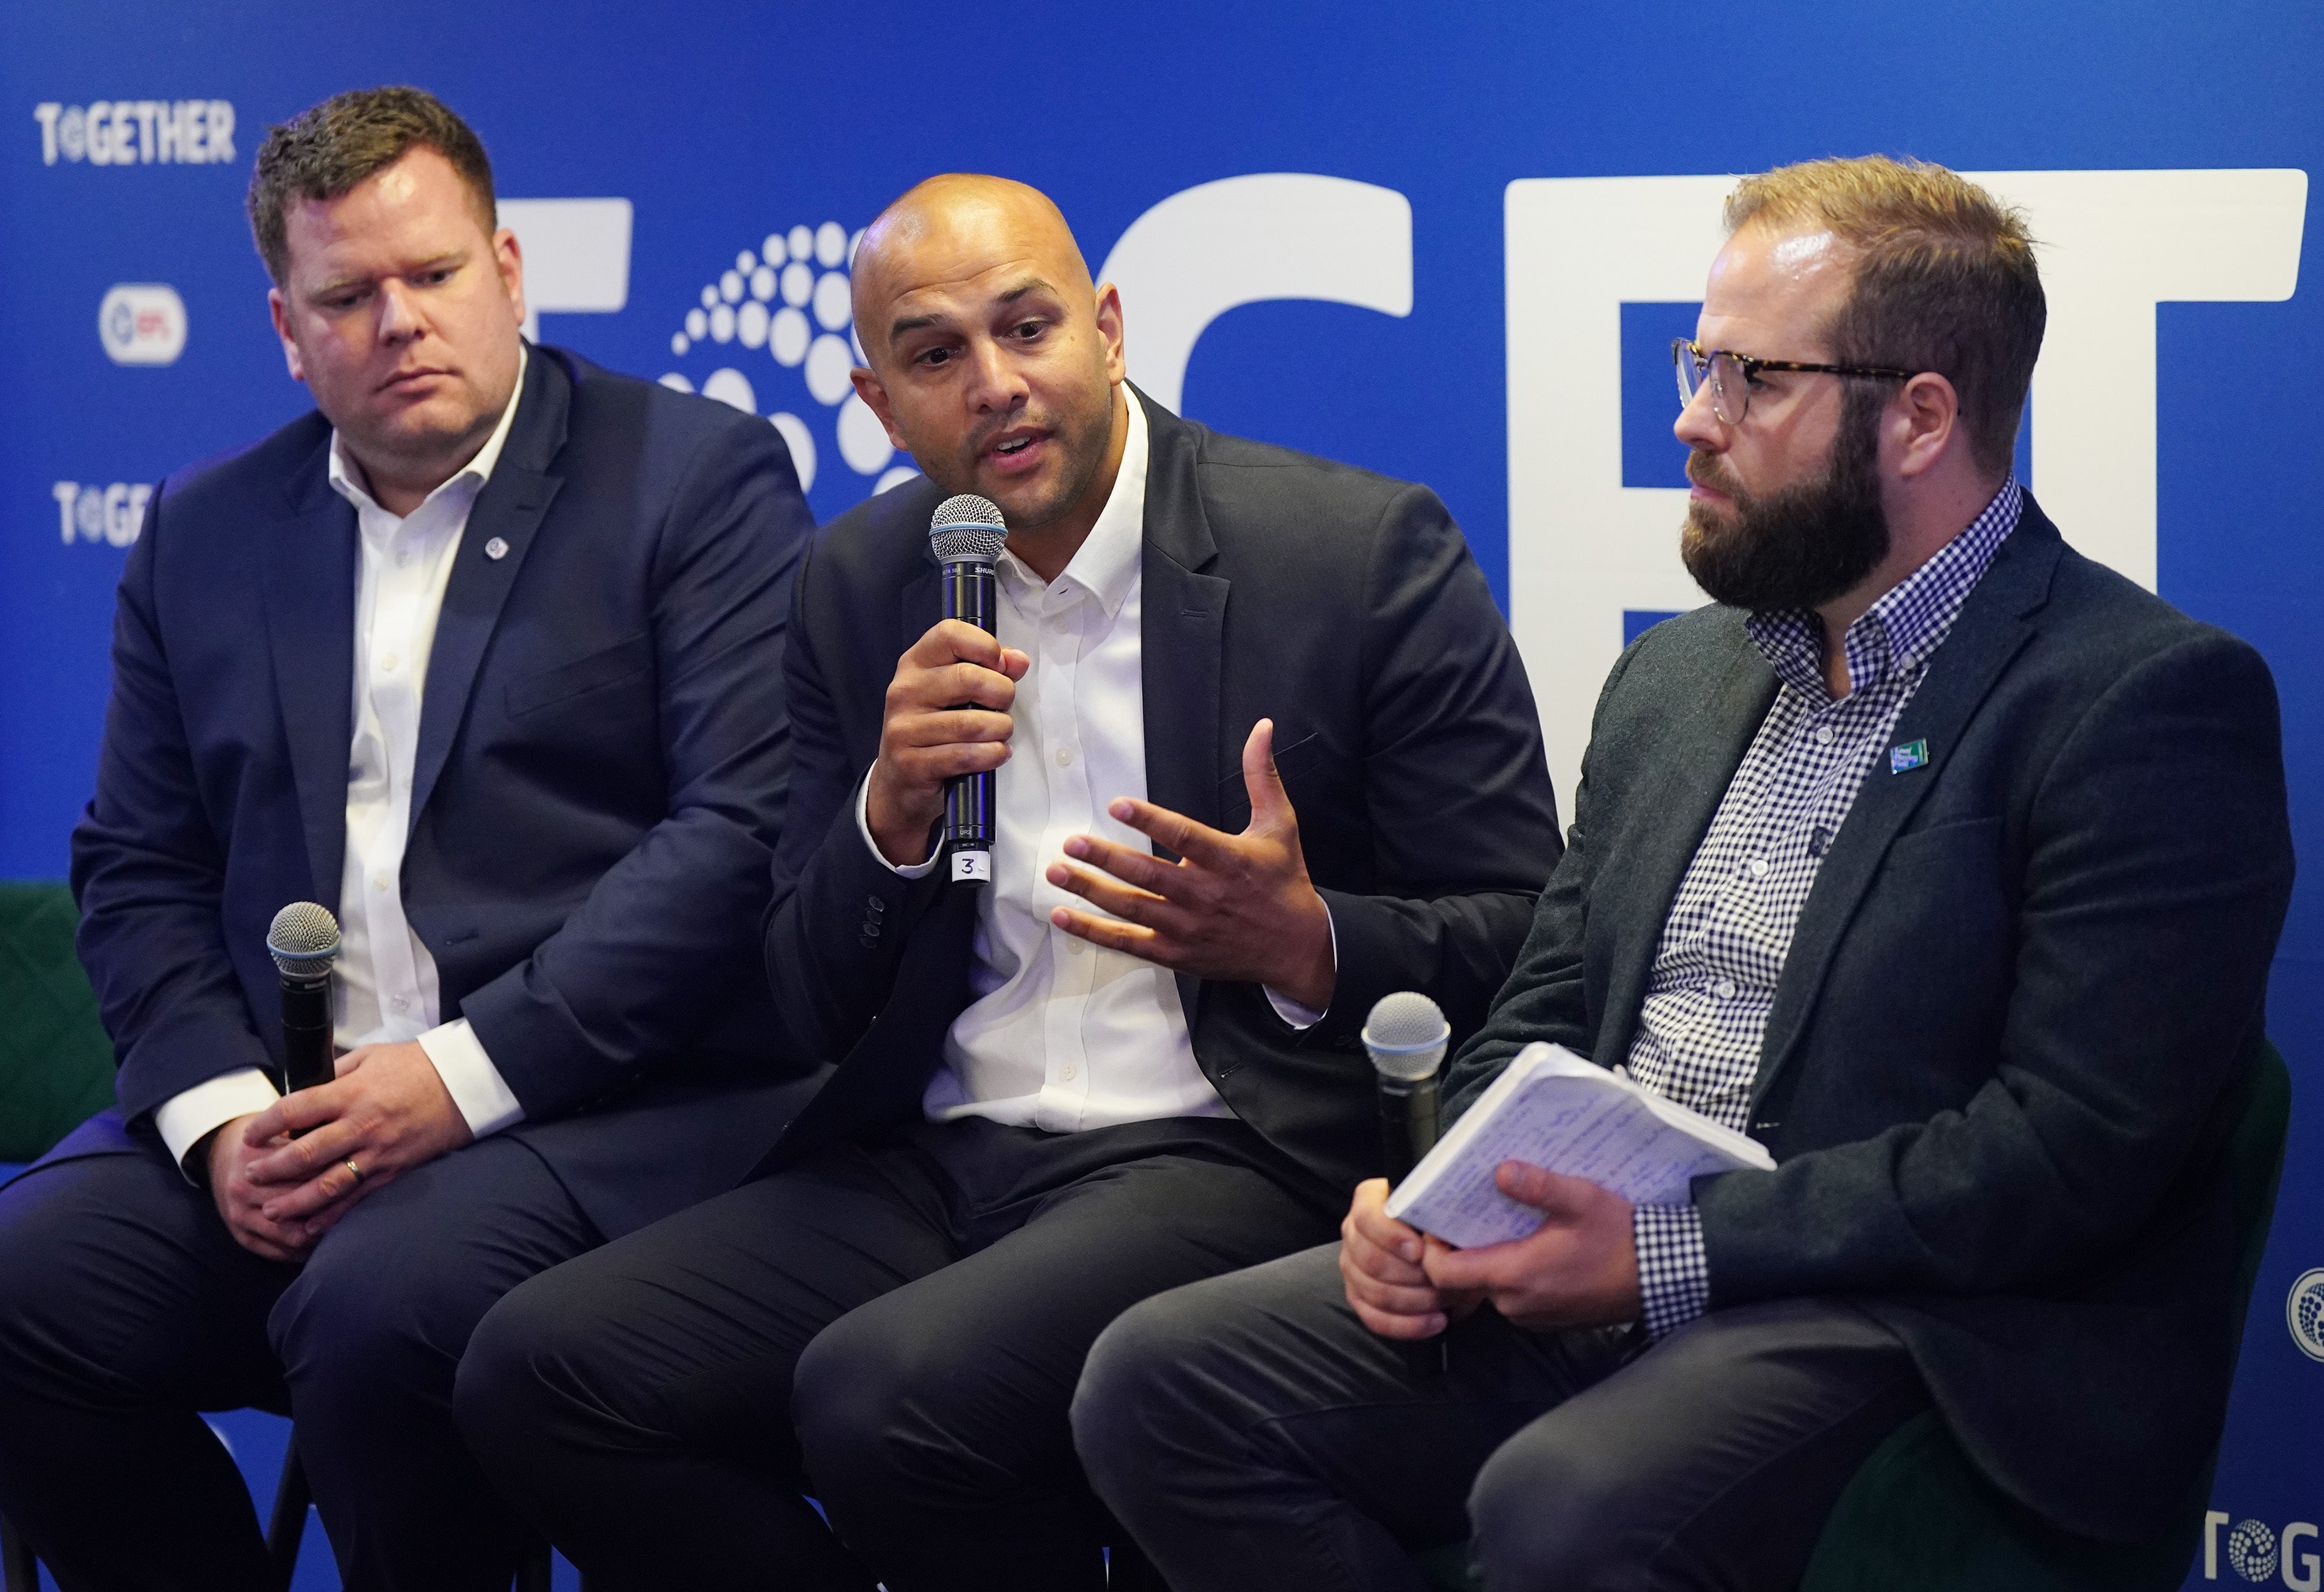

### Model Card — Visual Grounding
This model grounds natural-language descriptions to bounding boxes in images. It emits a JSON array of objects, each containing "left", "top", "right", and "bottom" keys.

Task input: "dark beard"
[{"left": 1680, "top": 391, "right": 1890, "bottom": 612}]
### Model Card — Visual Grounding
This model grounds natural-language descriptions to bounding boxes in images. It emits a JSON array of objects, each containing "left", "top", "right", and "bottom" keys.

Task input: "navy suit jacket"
[
  {"left": 1443, "top": 499, "right": 2296, "bottom": 1540},
  {"left": 69, "top": 346, "right": 819, "bottom": 1238},
  {"left": 758, "top": 390, "right": 1565, "bottom": 1193}
]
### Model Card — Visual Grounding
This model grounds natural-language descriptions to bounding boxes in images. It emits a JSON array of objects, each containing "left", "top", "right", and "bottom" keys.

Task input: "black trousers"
[
  {"left": 0, "top": 1113, "right": 601, "bottom": 1592},
  {"left": 455, "top": 1114, "right": 1343, "bottom": 1592},
  {"left": 1072, "top": 1244, "right": 1928, "bottom": 1592}
]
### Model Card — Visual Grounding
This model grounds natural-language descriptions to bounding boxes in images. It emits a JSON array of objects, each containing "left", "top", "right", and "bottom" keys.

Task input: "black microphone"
[
  {"left": 929, "top": 493, "right": 1009, "bottom": 885},
  {"left": 266, "top": 902, "right": 341, "bottom": 1099},
  {"left": 1365, "top": 991, "right": 1450, "bottom": 1180}
]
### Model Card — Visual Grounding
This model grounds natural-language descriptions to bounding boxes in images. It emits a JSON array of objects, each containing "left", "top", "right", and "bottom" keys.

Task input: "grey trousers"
[{"left": 1072, "top": 1244, "right": 1926, "bottom": 1592}]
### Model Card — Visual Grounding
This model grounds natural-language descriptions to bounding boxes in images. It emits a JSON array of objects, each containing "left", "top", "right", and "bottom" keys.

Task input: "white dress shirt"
[
  {"left": 856, "top": 392, "right": 1328, "bottom": 1132},
  {"left": 155, "top": 351, "right": 530, "bottom": 1173}
]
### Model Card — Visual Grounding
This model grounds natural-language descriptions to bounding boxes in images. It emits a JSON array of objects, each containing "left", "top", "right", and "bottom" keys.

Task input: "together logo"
[
  {"left": 657, "top": 219, "right": 916, "bottom": 507},
  {"left": 32, "top": 101, "right": 235, "bottom": 166},
  {"left": 50, "top": 483, "right": 150, "bottom": 548},
  {"left": 2288, "top": 1269, "right": 2324, "bottom": 1362},
  {"left": 2206, "top": 1512, "right": 2321, "bottom": 1587},
  {"left": 99, "top": 285, "right": 186, "bottom": 366}
]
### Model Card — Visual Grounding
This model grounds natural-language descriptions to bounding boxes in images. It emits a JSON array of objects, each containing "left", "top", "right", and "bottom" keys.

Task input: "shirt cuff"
[
  {"left": 855, "top": 766, "right": 942, "bottom": 880},
  {"left": 417, "top": 1018, "right": 525, "bottom": 1138},
  {"left": 1633, "top": 1202, "right": 1711, "bottom": 1340},
  {"left": 155, "top": 1067, "right": 283, "bottom": 1183},
  {"left": 1262, "top": 899, "right": 1338, "bottom": 1030}
]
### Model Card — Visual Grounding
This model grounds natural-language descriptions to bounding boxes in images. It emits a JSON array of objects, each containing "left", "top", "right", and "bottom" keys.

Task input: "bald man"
[{"left": 456, "top": 174, "right": 1562, "bottom": 1591}]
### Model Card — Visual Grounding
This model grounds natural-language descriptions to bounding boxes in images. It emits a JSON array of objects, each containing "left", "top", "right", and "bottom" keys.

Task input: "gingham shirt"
[{"left": 1629, "top": 478, "right": 2022, "bottom": 1338}]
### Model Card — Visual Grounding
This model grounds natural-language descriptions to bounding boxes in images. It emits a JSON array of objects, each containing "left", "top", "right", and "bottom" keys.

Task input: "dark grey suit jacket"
[
  {"left": 758, "top": 388, "right": 1564, "bottom": 1193},
  {"left": 1442, "top": 498, "right": 2294, "bottom": 1540}
]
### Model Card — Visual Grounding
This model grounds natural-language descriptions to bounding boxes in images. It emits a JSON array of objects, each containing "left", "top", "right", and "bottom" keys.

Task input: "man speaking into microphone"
[
  {"left": 0, "top": 87, "right": 814, "bottom": 1591},
  {"left": 458, "top": 173, "right": 1563, "bottom": 1591}
]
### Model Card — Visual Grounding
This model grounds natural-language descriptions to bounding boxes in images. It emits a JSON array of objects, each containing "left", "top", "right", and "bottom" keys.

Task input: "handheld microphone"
[
  {"left": 266, "top": 902, "right": 341, "bottom": 1100},
  {"left": 1364, "top": 991, "right": 1450, "bottom": 1180},
  {"left": 929, "top": 493, "right": 1009, "bottom": 885}
]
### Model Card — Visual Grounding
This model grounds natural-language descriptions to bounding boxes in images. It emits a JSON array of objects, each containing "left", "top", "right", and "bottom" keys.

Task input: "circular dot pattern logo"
[
  {"left": 2227, "top": 1518, "right": 2278, "bottom": 1582},
  {"left": 659, "top": 220, "right": 918, "bottom": 516},
  {"left": 2289, "top": 1267, "right": 2324, "bottom": 1362}
]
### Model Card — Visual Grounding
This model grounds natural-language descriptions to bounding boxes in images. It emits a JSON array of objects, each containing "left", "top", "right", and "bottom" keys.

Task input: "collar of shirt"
[
  {"left": 993, "top": 386, "right": 1148, "bottom": 614},
  {"left": 326, "top": 342, "right": 529, "bottom": 530},
  {"left": 1745, "top": 474, "right": 2023, "bottom": 703}
]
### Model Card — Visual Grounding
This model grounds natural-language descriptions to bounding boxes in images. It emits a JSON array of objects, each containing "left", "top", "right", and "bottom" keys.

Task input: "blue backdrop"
[{"left": 4, "top": 3, "right": 2319, "bottom": 1586}]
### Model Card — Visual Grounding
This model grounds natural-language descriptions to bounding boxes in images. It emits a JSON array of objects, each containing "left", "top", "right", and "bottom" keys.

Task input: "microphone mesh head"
[
  {"left": 266, "top": 901, "right": 341, "bottom": 979},
  {"left": 1363, "top": 991, "right": 1450, "bottom": 1081},
  {"left": 929, "top": 493, "right": 1007, "bottom": 565}
]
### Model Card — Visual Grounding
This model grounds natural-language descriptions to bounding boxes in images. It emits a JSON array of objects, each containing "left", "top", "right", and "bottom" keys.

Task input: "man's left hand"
[
  {"left": 1045, "top": 719, "right": 1335, "bottom": 1012},
  {"left": 242, "top": 1041, "right": 474, "bottom": 1236},
  {"left": 1421, "top": 1162, "right": 1643, "bottom": 1332}
]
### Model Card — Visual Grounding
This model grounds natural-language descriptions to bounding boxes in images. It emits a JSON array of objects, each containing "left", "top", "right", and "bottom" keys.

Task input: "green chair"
[
  {"left": 0, "top": 880, "right": 117, "bottom": 1169},
  {"left": 1417, "top": 1038, "right": 2292, "bottom": 1592}
]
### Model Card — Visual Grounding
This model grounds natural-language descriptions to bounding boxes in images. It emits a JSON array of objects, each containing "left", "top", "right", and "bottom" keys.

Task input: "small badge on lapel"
[
  {"left": 1889, "top": 738, "right": 1929, "bottom": 774},
  {"left": 483, "top": 536, "right": 510, "bottom": 561}
]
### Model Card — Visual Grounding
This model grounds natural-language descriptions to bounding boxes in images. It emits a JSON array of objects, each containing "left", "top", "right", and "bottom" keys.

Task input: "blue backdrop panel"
[{"left": 3, "top": 4, "right": 2319, "bottom": 1585}]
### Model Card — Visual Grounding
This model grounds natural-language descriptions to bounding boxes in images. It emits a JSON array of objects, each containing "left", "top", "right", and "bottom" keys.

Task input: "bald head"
[{"left": 851, "top": 174, "right": 1097, "bottom": 370}]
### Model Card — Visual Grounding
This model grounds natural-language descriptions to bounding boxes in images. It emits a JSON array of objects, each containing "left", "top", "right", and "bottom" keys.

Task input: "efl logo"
[
  {"left": 99, "top": 285, "right": 187, "bottom": 366},
  {"left": 2204, "top": 1513, "right": 2321, "bottom": 1586},
  {"left": 51, "top": 483, "right": 150, "bottom": 548},
  {"left": 2288, "top": 1269, "right": 2324, "bottom": 1362},
  {"left": 32, "top": 101, "right": 236, "bottom": 166}
]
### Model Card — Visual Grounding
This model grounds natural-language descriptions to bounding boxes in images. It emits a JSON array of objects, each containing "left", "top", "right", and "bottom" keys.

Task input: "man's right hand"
[
  {"left": 1339, "top": 1178, "right": 1482, "bottom": 1340},
  {"left": 864, "top": 618, "right": 1030, "bottom": 867},
  {"left": 204, "top": 1113, "right": 322, "bottom": 1263}
]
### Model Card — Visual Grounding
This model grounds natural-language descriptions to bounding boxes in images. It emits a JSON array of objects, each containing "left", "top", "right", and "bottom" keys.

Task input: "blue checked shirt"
[{"left": 1627, "top": 478, "right": 2023, "bottom": 1339}]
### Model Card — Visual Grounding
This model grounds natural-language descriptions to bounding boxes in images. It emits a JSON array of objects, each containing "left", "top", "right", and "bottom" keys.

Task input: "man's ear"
[
  {"left": 268, "top": 288, "right": 306, "bottom": 383},
  {"left": 1892, "top": 370, "right": 1960, "bottom": 480},
  {"left": 852, "top": 364, "right": 907, "bottom": 451},
  {"left": 493, "top": 226, "right": 527, "bottom": 331},
  {"left": 1093, "top": 281, "right": 1126, "bottom": 384}
]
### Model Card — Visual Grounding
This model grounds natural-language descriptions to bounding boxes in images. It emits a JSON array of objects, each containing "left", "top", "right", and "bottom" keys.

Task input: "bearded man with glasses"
[{"left": 1072, "top": 155, "right": 2294, "bottom": 1592}]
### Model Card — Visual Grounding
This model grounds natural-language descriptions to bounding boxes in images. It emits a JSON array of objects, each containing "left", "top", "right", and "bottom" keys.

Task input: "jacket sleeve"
[
  {"left": 1301, "top": 484, "right": 1566, "bottom": 1052},
  {"left": 457, "top": 419, "right": 812, "bottom": 1118},
  {"left": 759, "top": 539, "right": 947, "bottom": 1066},
  {"left": 72, "top": 487, "right": 278, "bottom": 1118},
  {"left": 1697, "top": 631, "right": 2295, "bottom": 1303}
]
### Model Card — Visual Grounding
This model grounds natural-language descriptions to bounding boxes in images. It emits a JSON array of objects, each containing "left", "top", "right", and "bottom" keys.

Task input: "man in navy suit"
[{"left": 0, "top": 87, "right": 816, "bottom": 1591}]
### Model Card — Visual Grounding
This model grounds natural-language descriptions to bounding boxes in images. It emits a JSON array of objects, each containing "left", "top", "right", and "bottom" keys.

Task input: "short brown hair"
[
  {"left": 1724, "top": 155, "right": 2044, "bottom": 477},
  {"left": 246, "top": 86, "right": 495, "bottom": 286}
]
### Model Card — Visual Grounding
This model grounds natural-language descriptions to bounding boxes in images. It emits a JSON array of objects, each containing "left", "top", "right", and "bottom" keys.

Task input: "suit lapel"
[
  {"left": 409, "top": 348, "right": 570, "bottom": 836},
  {"left": 1595, "top": 639, "right": 1776, "bottom": 1067},
  {"left": 264, "top": 440, "right": 358, "bottom": 909},
  {"left": 1749, "top": 507, "right": 2065, "bottom": 1108},
  {"left": 1133, "top": 390, "right": 1228, "bottom": 1024}
]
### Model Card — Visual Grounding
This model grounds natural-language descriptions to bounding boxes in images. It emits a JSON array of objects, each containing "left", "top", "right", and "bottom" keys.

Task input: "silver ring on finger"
[{"left": 344, "top": 1159, "right": 363, "bottom": 1184}]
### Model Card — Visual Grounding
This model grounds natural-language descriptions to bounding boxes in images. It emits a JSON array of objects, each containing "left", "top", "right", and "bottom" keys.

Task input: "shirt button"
[
  {"left": 1748, "top": 857, "right": 1769, "bottom": 879},
  {"left": 1714, "top": 980, "right": 1738, "bottom": 1000},
  {"left": 372, "top": 873, "right": 390, "bottom": 891},
  {"left": 388, "top": 994, "right": 409, "bottom": 1013},
  {"left": 381, "top": 653, "right": 400, "bottom": 673},
  {"left": 1815, "top": 726, "right": 1834, "bottom": 745},
  {"left": 1063, "top": 935, "right": 1086, "bottom": 955},
  {"left": 396, "top": 551, "right": 411, "bottom": 568},
  {"left": 1061, "top": 1064, "right": 1078, "bottom": 1081},
  {"left": 1056, "top": 746, "right": 1074, "bottom": 766},
  {"left": 1052, "top": 618, "right": 1071, "bottom": 636}
]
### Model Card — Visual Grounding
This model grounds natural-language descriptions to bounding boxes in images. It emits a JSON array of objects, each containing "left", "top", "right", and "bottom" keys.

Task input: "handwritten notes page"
[{"left": 1384, "top": 1043, "right": 1777, "bottom": 1248}]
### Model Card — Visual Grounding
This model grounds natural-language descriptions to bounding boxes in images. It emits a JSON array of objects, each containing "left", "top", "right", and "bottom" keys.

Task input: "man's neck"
[
  {"left": 343, "top": 422, "right": 495, "bottom": 519},
  {"left": 1815, "top": 466, "right": 2006, "bottom": 696},
  {"left": 1006, "top": 384, "right": 1131, "bottom": 586}
]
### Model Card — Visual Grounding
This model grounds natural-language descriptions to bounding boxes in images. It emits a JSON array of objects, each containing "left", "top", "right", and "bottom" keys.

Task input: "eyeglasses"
[{"left": 1673, "top": 339, "right": 1916, "bottom": 425}]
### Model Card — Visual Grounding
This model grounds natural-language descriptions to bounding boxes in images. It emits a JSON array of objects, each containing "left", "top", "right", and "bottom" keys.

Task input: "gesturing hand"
[
  {"left": 1338, "top": 1178, "right": 1483, "bottom": 1340},
  {"left": 865, "top": 619, "right": 1031, "bottom": 867},
  {"left": 205, "top": 1113, "right": 317, "bottom": 1262},
  {"left": 1421, "top": 1162, "right": 1642, "bottom": 1332},
  {"left": 241, "top": 1040, "right": 474, "bottom": 1239},
  {"left": 1045, "top": 719, "right": 1336, "bottom": 1011}
]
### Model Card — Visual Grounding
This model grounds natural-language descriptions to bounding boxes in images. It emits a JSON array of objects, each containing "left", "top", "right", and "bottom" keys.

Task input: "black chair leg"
[
  {"left": 1, "top": 1512, "right": 39, "bottom": 1592},
  {"left": 266, "top": 1435, "right": 313, "bottom": 1592}
]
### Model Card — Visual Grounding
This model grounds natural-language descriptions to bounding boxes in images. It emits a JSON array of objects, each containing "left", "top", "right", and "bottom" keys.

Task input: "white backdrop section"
[
  {"left": 499, "top": 197, "right": 634, "bottom": 342},
  {"left": 1100, "top": 173, "right": 1413, "bottom": 416},
  {"left": 1506, "top": 170, "right": 2309, "bottom": 810}
]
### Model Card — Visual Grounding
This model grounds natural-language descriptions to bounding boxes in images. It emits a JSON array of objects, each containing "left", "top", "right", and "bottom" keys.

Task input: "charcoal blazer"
[
  {"left": 69, "top": 345, "right": 819, "bottom": 1239},
  {"left": 1442, "top": 497, "right": 2295, "bottom": 1541},
  {"left": 758, "top": 388, "right": 1564, "bottom": 1192}
]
